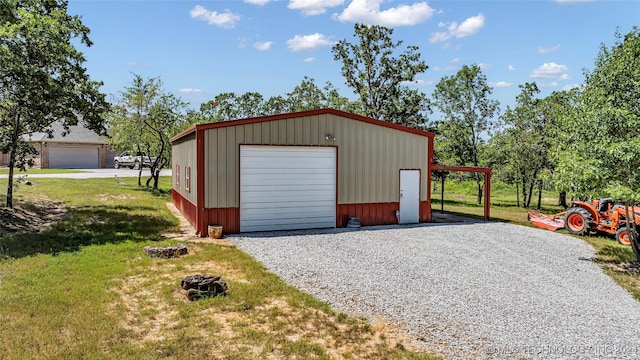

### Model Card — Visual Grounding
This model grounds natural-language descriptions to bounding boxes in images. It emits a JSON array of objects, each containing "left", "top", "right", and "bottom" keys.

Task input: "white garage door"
[
  {"left": 240, "top": 146, "right": 336, "bottom": 232},
  {"left": 49, "top": 146, "right": 100, "bottom": 169}
]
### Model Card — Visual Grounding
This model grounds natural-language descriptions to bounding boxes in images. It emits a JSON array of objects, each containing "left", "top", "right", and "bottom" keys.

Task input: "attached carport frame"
[{"left": 431, "top": 165, "right": 492, "bottom": 221}]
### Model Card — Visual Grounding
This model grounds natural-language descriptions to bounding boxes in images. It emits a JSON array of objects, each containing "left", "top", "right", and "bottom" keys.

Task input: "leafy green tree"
[
  {"left": 108, "top": 74, "right": 187, "bottom": 189},
  {"left": 262, "top": 95, "right": 290, "bottom": 115},
  {"left": 332, "top": 23, "right": 430, "bottom": 127},
  {"left": 0, "top": 0, "right": 108, "bottom": 208},
  {"left": 287, "top": 76, "right": 326, "bottom": 111},
  {"left": 491, "top": 82, "right": 556, "bottom": 208},
  {"left": 432, "top": 64, "right": 499, "bottom": 204},
  {"left": 553, "top": 27, "right": 640, "bottom": 199}
]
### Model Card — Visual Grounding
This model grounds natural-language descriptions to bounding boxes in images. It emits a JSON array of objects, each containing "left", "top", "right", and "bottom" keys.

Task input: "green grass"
[
  {"left": 434, "top": 179, "right": 640, "bottom": 301},
  {"left": 0, "top": 167, "right": 83, "bottom": 175},
  {"left": 0, "top": 177, "right": 439, "bottom": 360}
]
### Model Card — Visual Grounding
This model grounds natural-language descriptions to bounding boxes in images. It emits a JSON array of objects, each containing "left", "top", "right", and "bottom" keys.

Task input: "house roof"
[
  {"left": 171, "top": 108, "right": 435, "bottom": 143},
  {"left": 25, "top": 121, "right": 106, "bottom": 144}
]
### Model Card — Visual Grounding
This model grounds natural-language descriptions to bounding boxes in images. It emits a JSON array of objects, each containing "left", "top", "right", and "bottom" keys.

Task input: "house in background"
[
  {"left": 0, "top": 122, "right": 115, "bottom": 169},
  {"left": 170, "top": 108, "right": 435, "bottom": 236}
]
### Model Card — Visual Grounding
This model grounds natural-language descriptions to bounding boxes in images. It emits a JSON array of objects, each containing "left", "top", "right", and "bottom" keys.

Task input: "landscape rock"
[
  {"left": 143, "top": 243, "right": 188, "bottom": 258},
  {"left": 181, "top": 274, "right": 228, "bottom": 300}
]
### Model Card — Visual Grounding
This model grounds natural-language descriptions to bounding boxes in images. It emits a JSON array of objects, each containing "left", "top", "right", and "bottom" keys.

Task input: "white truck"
[{"left": 113, "top": 151, "right": 155, "bottom": 169}]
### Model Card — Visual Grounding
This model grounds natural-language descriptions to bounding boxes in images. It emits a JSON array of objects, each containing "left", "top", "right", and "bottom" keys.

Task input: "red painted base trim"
[
  {"left": 421, "top": 200, "right": 432, "bottom": 222},
  {"left": 205, "top": 207, "right": 240, "bottom": 235},
  {"left": 337, "top": 201, "right": 431, "bottom": 227},
  {"left": 172, "top": 200, "right": 433, "bottom": 236},
  {"left": 172, "top": 190, "right": 197, "bottom": 233}
]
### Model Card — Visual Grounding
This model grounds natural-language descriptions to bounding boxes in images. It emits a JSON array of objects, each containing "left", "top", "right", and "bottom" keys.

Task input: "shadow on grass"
[{"left": 0, "top": 204, "right": 173, "bottom": 258}]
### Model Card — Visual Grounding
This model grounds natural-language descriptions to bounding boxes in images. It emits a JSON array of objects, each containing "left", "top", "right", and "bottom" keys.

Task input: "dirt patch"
[{"left": 0, "top": 196, "right": 66, "bottom": 238}]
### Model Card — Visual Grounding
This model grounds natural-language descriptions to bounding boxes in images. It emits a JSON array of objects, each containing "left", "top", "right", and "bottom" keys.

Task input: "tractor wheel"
[
  {"left": 616, "top": 227, "right": 632, "bottom": 246},
  {"left": 565, "top": 207, "right": 593, "bottom": 236}
]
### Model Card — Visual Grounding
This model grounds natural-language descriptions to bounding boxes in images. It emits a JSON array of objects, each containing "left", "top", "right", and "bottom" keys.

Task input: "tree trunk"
[
  {"left": 476, "top": 181, "right": 483, "bottom": 205},
  {"left": 521, "top": 177, "right": 528, "bottom": 208},
  {"left": 5, "top": 115, "right": 21, "bottom": 208},
  {"left": 558, "top": 191, "right": 568, "bottom": 209},
  {"left": 526, "top": 182, "right": 535, "bottom": 208},
  {"left": 516, "top": 183, "right": 520, "bottom": 208},
  {"left": 6, "top": 149, "right": 15, "bottom": 208},
  {"left": 536, "top": 180, "right": 543, "bottom": 210}
]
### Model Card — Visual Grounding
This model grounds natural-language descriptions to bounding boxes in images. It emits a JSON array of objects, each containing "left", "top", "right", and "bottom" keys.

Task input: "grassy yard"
[
  {"left": 433, "top": 179, "right": 640, "bottom": 300},
  {"left": 0, "top": 177, "right": 437, "bottom": 360}
]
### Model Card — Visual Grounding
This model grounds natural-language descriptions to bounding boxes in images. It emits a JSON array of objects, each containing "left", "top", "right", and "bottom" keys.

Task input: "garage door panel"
[
  {"left": 241, "top": 184, "right": 335, "bottom": 192},
  {"left": 240, "top": 145, "right": 336, "bottom": 232},
  {"left": 241, "top": 204, "right": 335, "bottom": 215},
  {"left": 241, "top": 173, "right": 334, "bottom": 183},
  {"left": 49, "top": 146, "right": 100, "bottom": 169}
]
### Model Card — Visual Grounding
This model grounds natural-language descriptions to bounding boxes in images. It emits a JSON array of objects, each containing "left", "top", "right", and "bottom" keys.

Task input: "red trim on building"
[
  {"left": 204, "top": 208, "right": 240, "bottom": 234},
  {"left": 195, "top": 129, "right": 206, "bottom": 236},
  {"left": 172, "top": 190, "right": 197, "bottom": 232},
  {"left": 171, "top": 108, "right": 435, "bottom": 143},
  {"left": 337, "top": 201, "right": 431, "bottom": 228}
]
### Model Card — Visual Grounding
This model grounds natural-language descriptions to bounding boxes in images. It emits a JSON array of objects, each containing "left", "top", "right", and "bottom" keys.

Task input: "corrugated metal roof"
[{"left": 24, "top": 121, "right": 106, "bottom": 144}]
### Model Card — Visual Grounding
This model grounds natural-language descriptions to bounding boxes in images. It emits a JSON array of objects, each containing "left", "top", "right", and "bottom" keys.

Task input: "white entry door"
[{"left": 399, "top": 170, "right": 420, "bottom": 224}]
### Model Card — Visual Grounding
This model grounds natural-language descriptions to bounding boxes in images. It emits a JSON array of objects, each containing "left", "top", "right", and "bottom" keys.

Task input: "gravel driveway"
[{"left": 229, "top": 222, "right": 640, "bottom": 360}]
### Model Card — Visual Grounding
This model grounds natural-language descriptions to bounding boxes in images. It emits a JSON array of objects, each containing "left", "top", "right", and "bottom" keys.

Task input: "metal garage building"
[{"left": 170, "top": 108, "right": 435, "bottom": 235}]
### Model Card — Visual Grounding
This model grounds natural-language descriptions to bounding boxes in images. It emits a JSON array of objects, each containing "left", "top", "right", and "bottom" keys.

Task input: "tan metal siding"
[
  {"left": 204, "top": 114, "right": 429, "bottom": 208},
  {"left": 171, "top": 133, "right": 197, "bottom": 204}
]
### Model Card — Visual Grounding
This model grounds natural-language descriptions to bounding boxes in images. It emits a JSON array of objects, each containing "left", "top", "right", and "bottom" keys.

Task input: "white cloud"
[
  {"left": 128, "top": 61, "right": 149, "bottom": 67},
  {"left": 451, "top": 57, "right": 461, "bottom": 64},
  {"left": 179, "top": 88, "right": 204, "bottom": 96},
  {"left": 478, "top": 63, "right": 490, "bottom": 71},
  {"left": 335, "top": 0, "right": 435, "bottom": 27},
  {"left": 562, "top": 83, "right": 581, "bottom": 91},
  {"left": 253, "top": 41, "right": 273, "bottom": 51},
  {"left": 289, "top": 0, "right": 344, "bottom": 16},
  {"left": 190, "top": 5, "right": 240, "bottom": 29},
  {"left": 508, "top": 65, "right": 516, "bottom": 71},
  {"left": 303, "top": 57, "right": 316, "bottom": 63},
  {"left": 494, "top": 81, "right": 512, "bottom": 88},
  {"left": 245, "top": 0, "right": 270, "bottom": 5},
  {"left": 537, "top": 44, "right": 561, "bottom": 54},
  {"left": 286, "top": 33, "right": 333, "bottom": 52},
  {"left": 558, "top": 73, "right": 572, "bottom": 80},
  {"left": 402, "top": 79, "right": 434, "bottom": 87},
  {"left": 433, "top": 65, "right": 457, "bottom": 72},
  {"left": 530, "top": 62, "right": 568, "bottom": 79},
  {"left": 429, "top": 13, "right": 485, "bottom": 43}
]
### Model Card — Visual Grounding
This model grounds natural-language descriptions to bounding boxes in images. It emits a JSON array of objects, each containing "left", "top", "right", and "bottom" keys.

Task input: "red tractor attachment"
[{"left": 528, "top": 198, "right": 640, "bottom": 246}]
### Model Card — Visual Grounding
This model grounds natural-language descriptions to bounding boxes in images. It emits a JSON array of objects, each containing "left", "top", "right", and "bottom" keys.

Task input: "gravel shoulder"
[{"left": 229, "top": 222, "right": 640, "bottom": 359}]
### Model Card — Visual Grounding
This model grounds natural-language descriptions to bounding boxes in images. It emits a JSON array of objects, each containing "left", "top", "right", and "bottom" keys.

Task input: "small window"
[
  {"left": 185, "top": 166, "right": 191, "bottom": 192},
  {"left": 175, "top": 165, "right": 180, "bottom": 187}
]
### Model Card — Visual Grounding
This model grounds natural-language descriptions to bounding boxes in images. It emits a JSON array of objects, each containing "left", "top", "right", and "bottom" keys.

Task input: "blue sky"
[{"left": 67, "top": 0, "right": 639, "bottom": 118}]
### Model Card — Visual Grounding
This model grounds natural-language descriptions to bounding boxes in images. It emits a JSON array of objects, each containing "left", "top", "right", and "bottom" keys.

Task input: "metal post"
[{"left": 441, "top": 171, "right": 445, "bottom": 214}]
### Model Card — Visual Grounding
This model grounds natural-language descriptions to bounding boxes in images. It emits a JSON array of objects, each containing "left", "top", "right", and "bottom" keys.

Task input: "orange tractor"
[{"left": 528, "top": 198, "right": 640, "bottom": 246}]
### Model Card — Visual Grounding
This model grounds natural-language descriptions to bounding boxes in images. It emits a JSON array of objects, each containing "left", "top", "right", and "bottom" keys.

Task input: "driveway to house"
[
  {"left": 229, "top": 223, "right": 640, "bottom": 359},
  {"left": 0, "top": 168, "right": 171, "bottom": 179}
]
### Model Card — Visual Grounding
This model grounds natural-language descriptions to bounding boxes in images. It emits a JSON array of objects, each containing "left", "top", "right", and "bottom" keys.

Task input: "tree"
[
  {"left": 285, "top": 76, "right": 356, "bottom": 113},
  {"left": 491, "top": 82, "right": 555, "bottom": 208},
  {"left": 432, "top": 64, "right": 499, "bottom": 204},
  {"left": 332, "top": 23, "right": 430, "bottom": 127},
  {"left": 197, "top": 77, "right": 357, "bottom": 122},
  {"left": 108, "top": 74, "right": 187, "bottom": 189},
  {"left": 0, "top": 0, "right": 109, "bottom": 208},
  {"left": 553, "top": 27, "right": 640, "bottom": 199}
]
